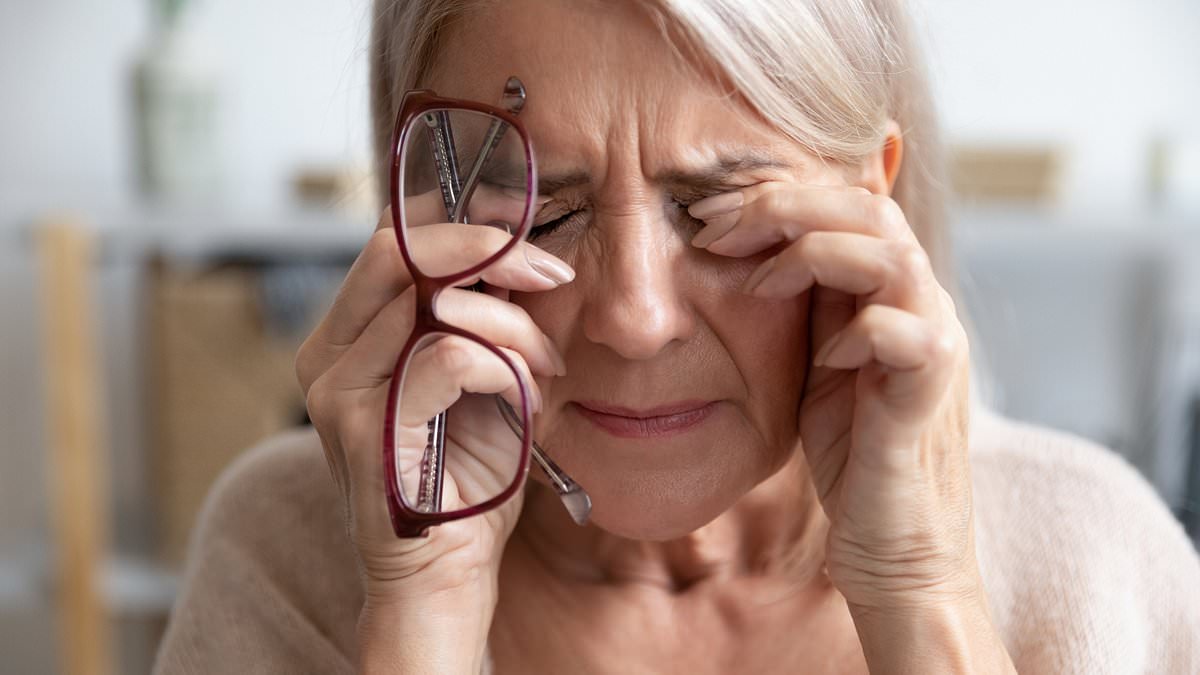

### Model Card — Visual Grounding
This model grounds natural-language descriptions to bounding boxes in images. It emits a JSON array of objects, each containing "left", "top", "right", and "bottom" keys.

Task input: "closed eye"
[{"left": 530, "top": 209, "right": 587, "bottom": 240}]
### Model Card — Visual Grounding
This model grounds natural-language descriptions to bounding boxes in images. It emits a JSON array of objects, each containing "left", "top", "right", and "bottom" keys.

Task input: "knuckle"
[
  {"left": 868, "top": 195, "right": 907, "bottom": 234},
  {"left": 304, "top": 376, "right": 336, "bottom": 431},
  {"left": 356, "top": 228, "right": 400, "bottom": 275},
  {"left": 368, "top": 226, "right": 396, "bottom": 254},
  {"left": 927, "top": 327, "right": 959, "bottom": 361},
  {"left": 890, "top": 240, "right": 931, "bottom": 283},
  {"left": 938, "top": 287, "right": 961, "bottom": 318},
  {"left": 294, "top": 340, "right": 317, "bottom": 392},
  {"left": 294, "top": 331, "right": 340, "bottom": 396},
  {"left": 430, "top": 336, "right": 477, "bottom": 375},
  {"left": 759, "top": 188, "right": 792, "bottom": 218}
]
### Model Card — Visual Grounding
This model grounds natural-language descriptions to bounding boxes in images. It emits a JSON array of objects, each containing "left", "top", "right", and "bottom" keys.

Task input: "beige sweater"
[{"left": 153, "top": 410, "right": 1200, "bottom": 673}]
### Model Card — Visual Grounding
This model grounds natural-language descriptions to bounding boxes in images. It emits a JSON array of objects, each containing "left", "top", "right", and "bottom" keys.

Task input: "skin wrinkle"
[
  {"left": 298, "top": 0, "right": 1022, "bottom": 672},
  {"left": 427, "top": 5, "right": 863, "bottom": 658}
]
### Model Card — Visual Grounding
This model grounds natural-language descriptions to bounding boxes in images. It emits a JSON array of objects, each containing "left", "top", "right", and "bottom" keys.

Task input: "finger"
[
  {"left": 393, "top": 336, "right": 539, "bottom": 428},
  {"left": 404, "top": 221, "right": 574, "bottom": 285},
  {"left": 313, "top": 227, "right": 412, "bottom": 349},
  {"left": 326, "top": 225, "right": 567, "bottom": 346},
  {"left": 740, "top": 231, "right": 937, "bottom": 314},
  {"left": 814, "top": 304, "right": 961, "bottom": 410},
  {"left": 326, "top": 286, "right": 565, "bottom": 391},
  {"left": 690, "top": 183, "right": 917, "bottom": 258},
  {"left": 433, "top": 290, "right": 566, "bottom": 379},
  {"left": 462, "top": 182, "right": 548, "bottom": 233},
  {"left": 379, "top": 187, "right": 447, "bottom": 232},
  {"left": 301, "top": 380, "right": 365, "bottom": 500},
  {"left": 297, "top": 223, "right": 571, "bottom": 393}
]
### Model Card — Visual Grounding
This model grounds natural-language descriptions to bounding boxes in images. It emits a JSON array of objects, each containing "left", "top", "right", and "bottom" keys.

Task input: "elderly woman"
[{"left": 155, "top": 0, "right": 1200, "bottom": 673}]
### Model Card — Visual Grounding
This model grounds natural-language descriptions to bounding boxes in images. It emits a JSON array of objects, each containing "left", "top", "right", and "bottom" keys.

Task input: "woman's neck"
[{"left": 512, "top": 453, "right": 830, "bottom": 593}]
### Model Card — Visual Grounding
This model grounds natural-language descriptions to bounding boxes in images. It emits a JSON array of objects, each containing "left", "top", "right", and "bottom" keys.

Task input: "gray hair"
[
  {"left": 367, "top": 0, "right": 995, "bottom": 474},
  {"left": 369, "top": 0, "right": 951, "bottom": 285}
]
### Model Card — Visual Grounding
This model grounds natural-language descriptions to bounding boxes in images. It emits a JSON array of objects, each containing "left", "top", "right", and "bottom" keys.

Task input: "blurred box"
[
  {"left": 147, "top": 261, "right": 308, "bottom": 565},
  {"left": 950, "top": 144, "right": 1063, "bottom": 204}
]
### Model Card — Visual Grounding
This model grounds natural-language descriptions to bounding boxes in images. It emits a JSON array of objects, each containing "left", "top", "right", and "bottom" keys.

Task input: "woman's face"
[{"left": 428, "top": 0, "right": 856, "bottom": 540}]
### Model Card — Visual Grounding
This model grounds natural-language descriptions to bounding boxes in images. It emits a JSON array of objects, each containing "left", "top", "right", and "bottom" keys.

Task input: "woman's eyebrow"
[
  {"left": 482, "top": 163, "right": 589, "bottom": 195},
  {"left": 535, "top": 170, "right": 591, "bottom": 195},
  {"left": 654, "top": 155, "right": 796, "bottom": 190},
  {"left": 528, "top": 154, "right": 796, "bottom": 195}
]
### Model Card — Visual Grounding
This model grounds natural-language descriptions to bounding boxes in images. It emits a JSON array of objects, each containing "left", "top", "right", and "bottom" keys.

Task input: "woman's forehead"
[{"left": 424, "top": 0, "right": 819, "bottom": 186}]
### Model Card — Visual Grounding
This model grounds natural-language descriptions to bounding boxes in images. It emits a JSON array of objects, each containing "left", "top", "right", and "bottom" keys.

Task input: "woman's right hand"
[{"left": 294, "top": 195, "right": 572, "bottom": 663}]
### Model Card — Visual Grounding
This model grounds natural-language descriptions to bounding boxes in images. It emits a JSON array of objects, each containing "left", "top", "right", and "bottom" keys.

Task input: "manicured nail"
[
  {"left": 527, "top": 247, "right": 575, "bottom": 284},
  {"left": 543, "top": 334, "right": 568, "bottom": 376},
  {"left": 691, "top": 211, "right": 741, "bottom": 249},
  {"left": 690, "top": 192, "right": 744, "bottom": 249},
  {"left": 688, "top": 191, "right": 743, "bottom": 220},
  {"left": 741, "top": 255, "right": 777, "bottom": 295},
  {"left": 814, "top": 330, "right": 844, "bottom": 368}
]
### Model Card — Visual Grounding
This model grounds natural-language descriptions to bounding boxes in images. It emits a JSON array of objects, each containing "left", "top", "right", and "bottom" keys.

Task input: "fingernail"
[
  {"left": 814, "top": 330, "right": 844, "bottom": 367},
  {"left": 688, "top": 191, "right": 743, "bottom": 220},
  {"left": 543, "top": 334, "right": 568, "bottom": 376},
  {"left": 691, "top": 211, "right": 741, "bottom": 249},
  {"left": 527, "top": 247, "right": 575, "bottom": 284},
  {"left": 741, "top": 255, "right": 777, "bottom": 295}
]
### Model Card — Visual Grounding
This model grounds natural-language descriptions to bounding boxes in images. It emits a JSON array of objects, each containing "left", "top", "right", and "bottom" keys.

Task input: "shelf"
[{"left": 0, "top": 553, "right": 177, "bottom": 616}]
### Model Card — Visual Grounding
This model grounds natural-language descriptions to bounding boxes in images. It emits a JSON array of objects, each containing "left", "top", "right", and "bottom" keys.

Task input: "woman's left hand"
[{"left": 690, "top": 182, "right": 1014, "bottom": 672}]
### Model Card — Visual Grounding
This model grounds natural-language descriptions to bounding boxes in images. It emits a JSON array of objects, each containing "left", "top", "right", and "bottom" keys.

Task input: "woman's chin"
[
  {"left": 530, "top": 405, "right": 779, "bottom": 540},
  {"left": 575, "top": 467, "right": 756, "bottom": 541}
]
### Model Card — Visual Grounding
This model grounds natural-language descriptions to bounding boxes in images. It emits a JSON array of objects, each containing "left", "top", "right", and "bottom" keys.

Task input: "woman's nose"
[{"left": 580, "top": 215, "right": 696, "bottom": 360}]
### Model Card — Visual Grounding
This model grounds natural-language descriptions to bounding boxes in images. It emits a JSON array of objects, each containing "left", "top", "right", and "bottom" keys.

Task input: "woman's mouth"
[{"left": 571, "top": 400, "right": 718, "bottom": 438}]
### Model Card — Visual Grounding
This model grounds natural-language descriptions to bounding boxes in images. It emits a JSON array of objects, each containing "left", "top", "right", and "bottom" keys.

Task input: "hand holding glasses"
[{"left": 384, "top": 77, "right": 591, "bottom": 538}]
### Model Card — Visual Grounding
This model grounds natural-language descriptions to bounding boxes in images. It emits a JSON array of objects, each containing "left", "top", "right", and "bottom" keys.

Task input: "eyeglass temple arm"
[
  {"left": 450, "top": 77, "right": 527, "bottom": 224},
  {"left": 468, "top": 78, "right": 592, "bottom": 524},
  {"left": 412, "top": 112, "right": 464, "bottom": 512},
  {"left": 418, "top": 76, "right": 592, "bottom": 524},
  {"left": 495, "top": 397, "right": 592, "bottom": 525}
]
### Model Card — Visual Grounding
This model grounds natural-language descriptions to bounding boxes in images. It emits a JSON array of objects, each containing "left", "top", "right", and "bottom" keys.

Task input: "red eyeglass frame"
[{"left": 382, "top": 87, "right": 539, "bottom": 537}]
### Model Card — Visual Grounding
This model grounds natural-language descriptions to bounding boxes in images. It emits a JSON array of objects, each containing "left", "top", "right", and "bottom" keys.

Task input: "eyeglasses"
[{"left": 383, "top": 76, "right": 591, "bottom": 538}]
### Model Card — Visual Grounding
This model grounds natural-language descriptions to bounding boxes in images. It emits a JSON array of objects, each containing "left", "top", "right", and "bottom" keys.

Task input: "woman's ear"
[{"left": 854, "top": 119, "right": 904, "bottom": 196}]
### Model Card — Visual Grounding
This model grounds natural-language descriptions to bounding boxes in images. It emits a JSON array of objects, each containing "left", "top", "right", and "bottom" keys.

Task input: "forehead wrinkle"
[{"left": 430, "top": 0, "right": 818, "bottom": 202}]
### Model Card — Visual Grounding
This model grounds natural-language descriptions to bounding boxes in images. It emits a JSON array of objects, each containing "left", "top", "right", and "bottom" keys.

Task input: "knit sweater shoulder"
[{"left": 153, "top": 409, "right": 1200, "bottom": 674}]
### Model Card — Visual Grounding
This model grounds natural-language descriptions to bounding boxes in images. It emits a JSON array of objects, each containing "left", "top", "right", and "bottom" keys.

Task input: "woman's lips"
[{"left": 572, "top": 400, "right": 718, "bottom": 438}]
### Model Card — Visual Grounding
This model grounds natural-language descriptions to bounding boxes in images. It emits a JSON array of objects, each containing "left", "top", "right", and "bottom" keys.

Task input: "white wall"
[
  {"left": 0, "top": 0, "right": 372, "bottom": 219},
  {"left": 1, "top": 3, "right": 1197, "bottom": 670},
  {"left": 2, "top": 1, "right": 1198, "bottom": 223},
  {"left": 920, "top": 0, "right": 1200, "bottom": 214}
]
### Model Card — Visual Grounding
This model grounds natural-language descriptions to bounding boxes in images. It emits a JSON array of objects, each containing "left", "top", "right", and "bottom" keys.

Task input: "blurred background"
[{"left": 1, "top": 0, "right": 1198, "bottom": 672}]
